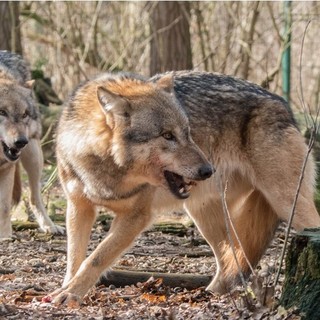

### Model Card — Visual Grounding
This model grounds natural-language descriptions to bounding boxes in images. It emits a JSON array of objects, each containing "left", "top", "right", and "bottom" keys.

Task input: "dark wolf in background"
[
  {"left": 51, "top": 71, "right": 320, "bottom": 306},
  {"left": 0, "top": 50, "right": 64, "bottom": 238}
]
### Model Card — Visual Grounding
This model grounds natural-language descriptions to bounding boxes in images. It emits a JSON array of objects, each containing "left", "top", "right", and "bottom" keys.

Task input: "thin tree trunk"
[
  {"left": 234, "top": 1, "right": 260, "bottom": 79},
  {"left": 149, "top": 1, "right": 192, "bottom": 75},
  {"left": 0, "top": 1, "right": 22, "bottom": 54},
  {"left": 194, "top": 2, "right": 208, "bottom": 71}
]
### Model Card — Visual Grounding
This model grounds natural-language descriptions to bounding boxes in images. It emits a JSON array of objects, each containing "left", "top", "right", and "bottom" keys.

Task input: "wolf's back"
[
  {"left": 151, "top": 71, "right": 297, "bottom": 150},
  {"left": 174, "top": 71, "right": 285, "bottom": 100},
  {"left": 153, "top": 71, "right": 289, "bottom": 111}
]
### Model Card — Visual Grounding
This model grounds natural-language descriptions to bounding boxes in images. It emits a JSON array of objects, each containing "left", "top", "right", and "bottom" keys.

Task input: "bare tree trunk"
[
  {"left": 194, "top": 2, "right": 208, "bottom": 71},
  {"left": 233, "top": 1, "right": 260, "bottom": 79},
  {"left": 0, "top": 1, "right": 22, "bottom": 54},
  {"left": 149, "top": 1, "right": 192, "bottom": 75},
  {"left": 220, "top": 2, "right": 238, "bottom": 74}
]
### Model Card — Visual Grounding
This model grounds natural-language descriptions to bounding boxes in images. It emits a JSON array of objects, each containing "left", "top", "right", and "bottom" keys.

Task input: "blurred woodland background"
[
  {"left": 0, "top": 1, "right": 319, "bottom": 114},
  {"left": 1, "top": 3, "right": 320, "bottom": 317}
]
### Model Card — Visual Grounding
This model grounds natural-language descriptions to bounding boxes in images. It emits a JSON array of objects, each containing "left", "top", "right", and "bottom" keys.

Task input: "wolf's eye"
[
  {"left": 0, "top": 110, "right": 7, "bottom": 117},
  {"left": 162, "top": 132, "right": 175, "bottom": 141},
  {"left": 22, "top": 111, "right": 29, "bottom": 118}
]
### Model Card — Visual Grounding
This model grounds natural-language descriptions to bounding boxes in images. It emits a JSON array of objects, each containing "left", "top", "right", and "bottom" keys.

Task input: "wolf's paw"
[
  {"left": 45, "top": 289, "right": 81, "bottom": 308},
  {"left": 40, "top": 223, "right": 65, "bottom": 235},
  {"left": 0, "top": 234, "right": 14, "bottom": 241},
  {"left": 54, "top": 292, "right": 81, "bottom": 308},
  {"left": 49, "top": 224, "right": 66, "bottom": 235},
  {"left": 0, "top": 225, "right": 13, "bottom": 239},
  {"left": 206, "top": 278, "right": 230, "bottom": 294}
]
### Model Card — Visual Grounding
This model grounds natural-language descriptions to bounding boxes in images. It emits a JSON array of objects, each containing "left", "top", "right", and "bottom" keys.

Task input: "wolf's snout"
[
  {"left": 198, "top": 164, "right": 214, "bottom": 180},
  {"left": 14, "top": 136, "right": 28, "bottom": 149}
]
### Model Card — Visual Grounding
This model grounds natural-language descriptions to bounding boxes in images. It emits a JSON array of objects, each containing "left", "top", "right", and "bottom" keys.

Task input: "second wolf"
[
  {"left": 51, "top": 71, "right": 320, "bottom": 305},
  {"left": 0, "top": 50, "right": 64, "bottom": 238}
]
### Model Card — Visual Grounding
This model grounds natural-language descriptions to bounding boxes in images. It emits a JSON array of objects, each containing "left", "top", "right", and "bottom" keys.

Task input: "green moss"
[
  {"left": 314, "top": 188, "right": 320, "bottom": 212},
  {"left": 308, "top": 244, "right": 320, "bottom": 279},
  {"left": 281, "top": 229, "right": 320, "bottom": 320},
  {"left": 47, "top": 199, "right": 67, "bottom": 221}
]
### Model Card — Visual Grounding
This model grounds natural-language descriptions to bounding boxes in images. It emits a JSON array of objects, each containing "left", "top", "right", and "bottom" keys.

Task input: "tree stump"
[{"left": 280, "top": 228, "right": 320, "bottom": 320}]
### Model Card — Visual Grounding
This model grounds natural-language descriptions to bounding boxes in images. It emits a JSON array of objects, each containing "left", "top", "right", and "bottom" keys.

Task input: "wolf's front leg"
[
  {"left": 63, "top": 196, "right": 97, "bottom": 286},
  {"left": 51, "top": 204, "right": 152, "bottom": 307},
  {"left": 20, "top": 139, "right": 65, "bottom": 234},
  {"left": 0, "top": 165, "right": 15, "bottom": 239}
]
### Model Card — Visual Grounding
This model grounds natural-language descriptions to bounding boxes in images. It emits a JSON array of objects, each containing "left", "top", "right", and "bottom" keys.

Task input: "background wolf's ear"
[
  {"left": 24, "top": 80, "right": 35, "bottom": 89},
  {"left": 156, "top": 74, "right": 174, "bottom": 93},
  {"left": 97, "top": 86, "right": 130, "bottom": 117}
]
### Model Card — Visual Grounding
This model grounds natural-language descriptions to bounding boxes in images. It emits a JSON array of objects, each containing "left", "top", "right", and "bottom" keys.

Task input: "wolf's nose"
[
  {"left": 198, "top": 164, "right": 214, "bottom": 180},
  {"left": 14, "top": 137, "right": 28, "bottom": 149}
]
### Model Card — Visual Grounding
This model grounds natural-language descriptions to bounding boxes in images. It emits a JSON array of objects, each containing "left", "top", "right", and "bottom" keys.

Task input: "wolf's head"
[
  {"left": 96, "top": 73, "right": 214, "bottom": 199},
  {"left": 0, "top": 78, "right": 35, "bottom": 162}
]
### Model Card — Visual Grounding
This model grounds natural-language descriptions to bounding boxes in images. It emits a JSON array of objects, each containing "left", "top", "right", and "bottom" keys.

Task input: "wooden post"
[{"left": 281, "top": 0, "right": 292, "bottom": 106}]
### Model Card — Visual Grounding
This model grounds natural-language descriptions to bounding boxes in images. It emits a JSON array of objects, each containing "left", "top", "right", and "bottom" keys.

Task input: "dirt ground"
[{"left": 0, "top": 207, "right": 301, "bottom": 320}]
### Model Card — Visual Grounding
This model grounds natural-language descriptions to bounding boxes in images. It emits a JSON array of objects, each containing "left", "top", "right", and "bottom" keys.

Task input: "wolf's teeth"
[{"left": 179, "top": 187, "right": 185, "bottom": 194}]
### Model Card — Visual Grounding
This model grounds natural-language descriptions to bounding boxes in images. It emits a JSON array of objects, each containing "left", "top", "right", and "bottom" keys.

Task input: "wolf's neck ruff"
[{"left": 85, "top": 183, "right": 149, "bottom": 202}]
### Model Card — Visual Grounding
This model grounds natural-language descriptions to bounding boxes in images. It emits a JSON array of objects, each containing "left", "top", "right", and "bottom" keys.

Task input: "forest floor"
[
  {"left": 0, "top": 209, "right": 301, "bottom": 320},
  {"left": 0, "top": 170, "right": 300, "bottom": 320}
]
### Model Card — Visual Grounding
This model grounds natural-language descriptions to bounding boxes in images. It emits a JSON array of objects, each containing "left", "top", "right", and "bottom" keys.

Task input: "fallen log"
[
  {"left": 280, "top": 228, "right": 320, "bottom": 320},
  {"left": 98, "top": 215, "right": 191, "bottom": 237},
  {"left": 0, "top": 267, "right": 15, "bottom": 275},
  {"left": 12, "top": 221, "right": 38, "bottom": 231},
  {"left": 99, "top": 269, "right": 211, "bottom": 290}
]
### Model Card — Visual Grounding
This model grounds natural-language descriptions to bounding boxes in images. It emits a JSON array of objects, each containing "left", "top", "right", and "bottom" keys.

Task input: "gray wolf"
[
  {"left": 0, "top": 50, "right": 64, "bottom": 238},
  {"left": 51, "top": 71, "right": 320, "bottom": 306}
]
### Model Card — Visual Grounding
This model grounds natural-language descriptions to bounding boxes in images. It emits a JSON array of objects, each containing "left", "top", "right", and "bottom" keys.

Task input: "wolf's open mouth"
[
  {"left": 1, "top": 142, "right": 21, "bottom": 161},
  {"left": 164, "top": 170, "right": 196, "bottom": 199}
]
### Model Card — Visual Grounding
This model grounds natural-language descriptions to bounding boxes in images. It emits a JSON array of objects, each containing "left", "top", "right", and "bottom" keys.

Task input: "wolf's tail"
[
  {"left": 12, "top": 163, "right": 22, "bottom": 206},
  {"left": 221, "top": 189, "right": 279, "bottom": 282}
]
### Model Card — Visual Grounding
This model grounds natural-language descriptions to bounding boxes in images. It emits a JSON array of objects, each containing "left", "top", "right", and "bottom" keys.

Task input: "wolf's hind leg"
[
  {"left": 219, "top": 189, "right": 279, "bottom": 289},
  {"left": 185, "top": 175, "right": 279, "bottom": 294},
  {"left": 185, "top": 196, "right": 229, "bottom": 293}
]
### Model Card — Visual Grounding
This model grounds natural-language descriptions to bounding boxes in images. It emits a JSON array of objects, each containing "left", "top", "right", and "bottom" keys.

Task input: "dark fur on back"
[{"left": 151, "top": 71, "right": 297, "bottom": 147}]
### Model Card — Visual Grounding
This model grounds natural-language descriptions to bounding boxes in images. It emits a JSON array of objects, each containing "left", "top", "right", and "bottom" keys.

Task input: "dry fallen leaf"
[{"left": 140, "top": 293, "right": 167, "bottom": 303}]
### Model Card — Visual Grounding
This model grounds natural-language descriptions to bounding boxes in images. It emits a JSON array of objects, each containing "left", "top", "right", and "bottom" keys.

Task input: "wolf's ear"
[
  {"left": 24, "top": 80, "right": 35, "bottom": 89},
  {"left": 97, "top": 86, "right": 130, "bottom": 117},
  {"left": 156, "top": 74, "right": 174, "bottom": 94}
]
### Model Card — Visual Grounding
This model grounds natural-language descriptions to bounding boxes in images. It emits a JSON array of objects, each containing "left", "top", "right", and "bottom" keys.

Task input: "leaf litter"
[{"left": 0, "top": 219, "right": 300, "bottom": 319}]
